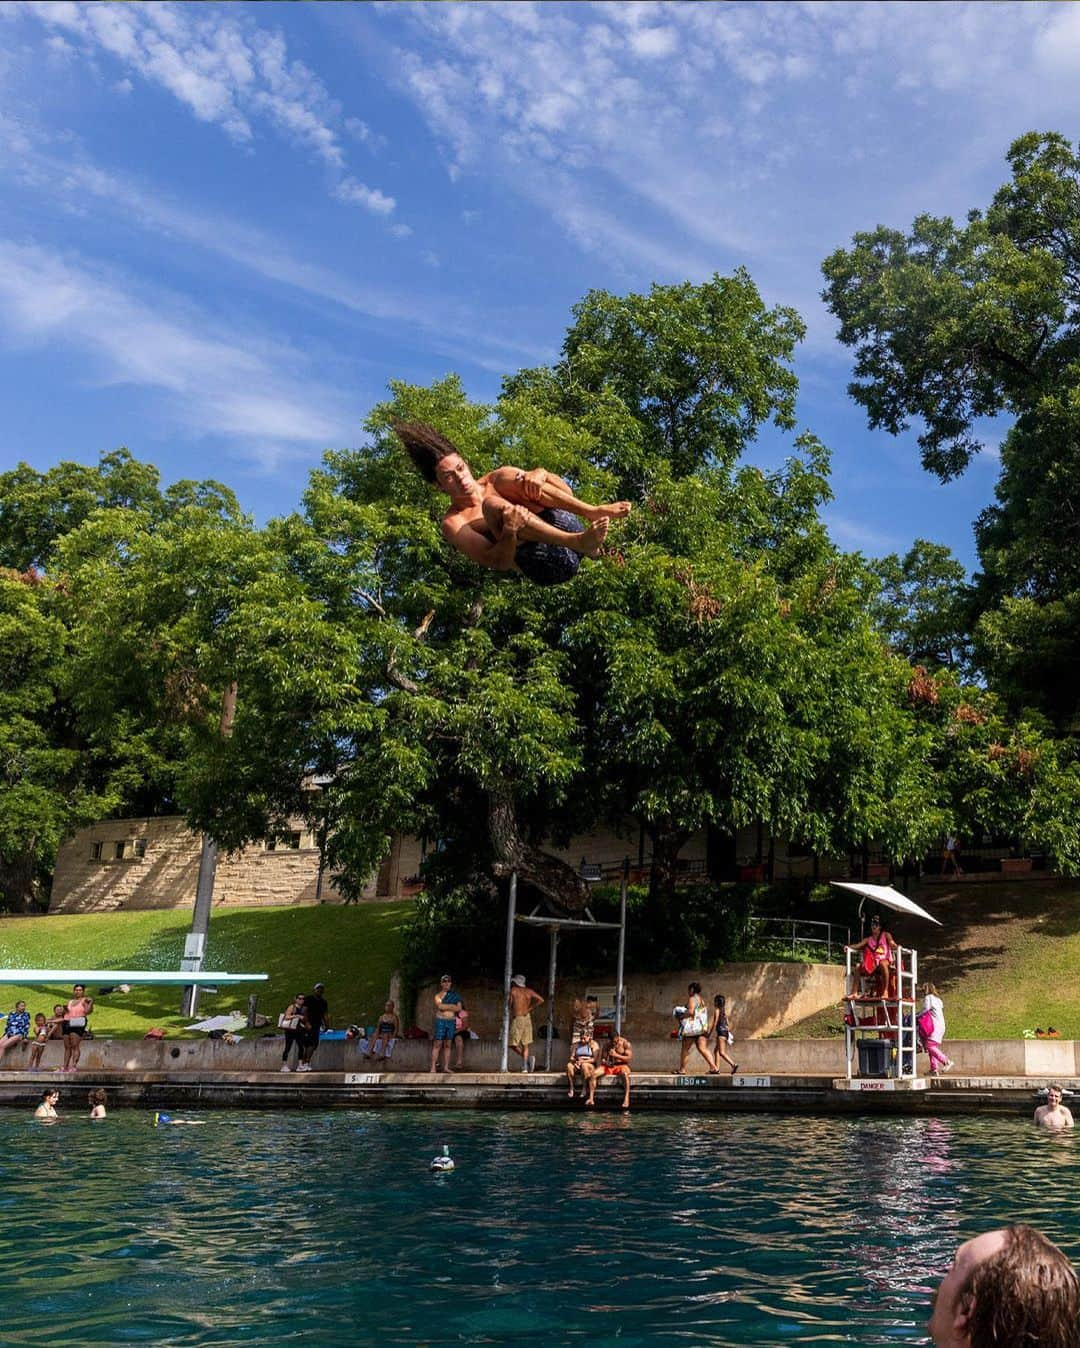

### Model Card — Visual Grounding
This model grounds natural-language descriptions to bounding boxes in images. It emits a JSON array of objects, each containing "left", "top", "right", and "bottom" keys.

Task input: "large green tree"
[
  {"left": 823, "top": 131, "right": 1080, "bottom": 725},
  {"left": 281, "top": 278, "right": 952, "bottom": 916},
  {"left": 0, "top": 452, "right": 308, "bottom": 909}
]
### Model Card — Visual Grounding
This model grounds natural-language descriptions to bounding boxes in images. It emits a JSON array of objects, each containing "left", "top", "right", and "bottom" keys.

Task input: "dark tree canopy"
[{"left": 824, "top": 131, "right": 1080, "bottom": 726}]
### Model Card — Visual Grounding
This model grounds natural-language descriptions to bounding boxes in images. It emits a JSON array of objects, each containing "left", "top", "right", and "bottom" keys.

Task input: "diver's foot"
[{"left": 578, "top": 518, "right": 610, "bottom": 557}]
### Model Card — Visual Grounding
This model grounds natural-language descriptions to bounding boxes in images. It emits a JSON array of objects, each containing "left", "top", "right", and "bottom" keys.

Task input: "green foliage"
[
  {"left": 823, "top": 130, "right": 1080, "bottom": 725},
  {"left": 869, "top": 540, "right": 973, "bottom": 673}
]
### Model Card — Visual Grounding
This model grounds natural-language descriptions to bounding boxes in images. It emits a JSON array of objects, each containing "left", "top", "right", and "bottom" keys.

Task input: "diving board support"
[{"left": 499, "top": 870, "right": 517, "bottom": 1073}]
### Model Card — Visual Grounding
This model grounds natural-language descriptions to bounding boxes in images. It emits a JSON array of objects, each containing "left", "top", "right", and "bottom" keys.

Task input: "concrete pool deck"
[
  {"left": 1, "top": 1036, "right": 1073, "bottom": 1113},
  {"left": 0, "top": 1067, "right": 1067, "bottom": 1115}
]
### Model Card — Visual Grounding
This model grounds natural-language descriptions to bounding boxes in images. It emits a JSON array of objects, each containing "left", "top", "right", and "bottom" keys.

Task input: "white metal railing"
[
  {"left": 755, "top": 917, "right": 850, "bottom": 961},
  {"left": 844, "top": 942, "right": 919, "bottom": 1082}
]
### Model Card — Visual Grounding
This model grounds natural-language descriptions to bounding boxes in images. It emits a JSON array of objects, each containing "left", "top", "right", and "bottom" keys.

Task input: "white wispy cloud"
[
  {"left": 825, "top": 512, "right": 900, "bottom": 554},
  {"left": 14, "top": 1, "right": 399, "bottom": 218},
  {"left": 0, "top": 136, "right": 549, "bottom": 373},
  {"left": 0, "top": 238, "right": 357, "bottom": 465},
  {"left": 380, "top": 1, "right": 1074, "bottom": 285},
  {"left": 334, "top": 176, "right": 396, "bottom": 215}
]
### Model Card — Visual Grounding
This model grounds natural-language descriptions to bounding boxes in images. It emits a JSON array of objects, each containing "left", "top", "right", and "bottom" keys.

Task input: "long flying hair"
[{"left": 392, "top": 420, "right": 462, "bottom": 484}]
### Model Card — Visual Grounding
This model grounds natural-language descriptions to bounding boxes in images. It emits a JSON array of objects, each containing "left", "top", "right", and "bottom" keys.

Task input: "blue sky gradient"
[{"left": 4, "top": 1, "right": 1080, "bottom": 569}]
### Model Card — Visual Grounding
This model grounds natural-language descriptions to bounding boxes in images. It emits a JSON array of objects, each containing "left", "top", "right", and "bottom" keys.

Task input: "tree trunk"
[
  {"left": 487, "top": 784, "right": 591, "bottom": 915},
  {"left": 647, "top": 823, "right": 691, "bottom": 910},
  {"left": 0, "top": 850, "right": 40, "bottom": 913}
]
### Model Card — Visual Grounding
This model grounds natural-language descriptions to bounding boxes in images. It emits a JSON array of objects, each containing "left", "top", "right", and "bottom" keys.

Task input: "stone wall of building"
[
  {"left": 50, "top": 812, "right": 831, "bottom": 916},
  {"left": 49, "top": 816, "right": 362, "bottom": 914}
]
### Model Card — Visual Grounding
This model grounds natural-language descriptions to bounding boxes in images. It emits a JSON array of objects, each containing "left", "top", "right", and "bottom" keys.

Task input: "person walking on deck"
[{"left": 508, "top": 975, "right": 543, "bottom": 1073}]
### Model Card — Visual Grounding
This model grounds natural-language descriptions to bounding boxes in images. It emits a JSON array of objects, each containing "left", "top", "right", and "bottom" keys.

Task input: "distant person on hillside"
[
  {"left": 298, "top": 983, "right": 329, "bottom": 1073},
  {"left": 676, "top": 982, "right": 717, "bottom": 1074},
  {"left": 587, "top": 1033, "right": 633, "bottom": 1109},
  {"left": 508, "top": 975, "right": 543, "bottom": 1073},
  {"left": 845, "top": 916, "right": 896, "bottom": 998},
  {"left": 927, "top": 1223, "right": 1080, "bottom": 1347},
  {"left": 367, "top": 1000, "right": 400, "bottom": 1067},
  {"left": 1034, "top": 1084, "right": 1075, "bottom": 1132},
  {"left": 431, "top": 975, "right": 464, "bottom": 1074},
  {"left": 62, "top": 984, "right": 93, "bottom": 1072},
  {"left": 918, "top": 982, "right": 953, "bottom": 1076},
  {"left": 942, "top": 835, "right": 963, "bottom": 877},
  {"left": 709, "top": 994, "right": 738, "bottom": 1075},
  {"left": 0, "top": 1000, "right": 31, "bottom": 1063},
  {"left": 88, "top": 1088, "right": 107, "bottom": 1119},
  {"left": 279, "top": 993, "right": 306, "bottom": 1072}
]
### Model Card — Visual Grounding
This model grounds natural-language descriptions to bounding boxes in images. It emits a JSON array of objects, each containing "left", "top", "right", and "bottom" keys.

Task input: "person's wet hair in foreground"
[{"left": 928, "top": 1223, "right": 1080, "bottom": 1347}]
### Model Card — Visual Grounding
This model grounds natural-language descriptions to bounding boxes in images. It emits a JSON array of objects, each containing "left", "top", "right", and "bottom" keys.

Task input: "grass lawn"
[
  {"left": 775, "top": 878, "right": 1080, "bottom": 1040},
  {"left": 0, "top": 902, "right": 413, "bottom": 1038}
]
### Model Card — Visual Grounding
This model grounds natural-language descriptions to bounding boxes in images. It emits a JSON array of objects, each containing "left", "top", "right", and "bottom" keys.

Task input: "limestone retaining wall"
[
  {"left": 415, "top": 962, "right": 845, "bottom": 1043},
  {"left": 2, "top": 1036, "right": 1076, "bottom": 1078}
]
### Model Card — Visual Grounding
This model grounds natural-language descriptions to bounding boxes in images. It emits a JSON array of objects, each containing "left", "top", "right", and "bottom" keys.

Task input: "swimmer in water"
[
  {"left": 34, "top": 1089, "right": 60, "bottom": 1120},
  {"left": 153, "top": 1113, "right": 206, "bottom": 1126},
  {"left": 88, "top": 1088, "right": 107, "bottom": 1119},
  {"left": 1034, "top": 1084, "right": 1074, "bottom": 1131}
]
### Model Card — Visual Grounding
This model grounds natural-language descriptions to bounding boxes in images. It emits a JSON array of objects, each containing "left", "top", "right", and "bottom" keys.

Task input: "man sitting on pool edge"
[
  {"left": 586, "top": 1032, "right": 633, "bottom": 1110},
  {"left": 927, "top": 1223, "right": 1080, "bottom": 1347},
  {"left": 1034, "top": 1083, "right": 1074, "bottom": 1131}
]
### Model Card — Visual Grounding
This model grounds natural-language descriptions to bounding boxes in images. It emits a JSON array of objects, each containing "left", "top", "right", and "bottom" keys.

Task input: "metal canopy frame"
[{"left": 500, "top": 862, "right": 630, "bottom": 1072}]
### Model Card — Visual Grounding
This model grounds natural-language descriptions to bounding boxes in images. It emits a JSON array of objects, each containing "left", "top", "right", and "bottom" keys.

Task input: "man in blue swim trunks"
[{"left": 431, "top": 974, "right": 465, "bottom": 1074}]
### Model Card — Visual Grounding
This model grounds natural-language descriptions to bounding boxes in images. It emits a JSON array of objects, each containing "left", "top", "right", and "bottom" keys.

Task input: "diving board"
[{"left": 0, "top": 969, "right": 268, "bottom": 986}]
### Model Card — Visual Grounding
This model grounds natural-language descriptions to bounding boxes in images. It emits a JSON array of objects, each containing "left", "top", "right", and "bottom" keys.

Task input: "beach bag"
[
  {"left": 278, "top": 1013, "right": 300, "bottom": 1030},
  {"left": 916, "top": 1009, "right": 937, "bottom": 1043},
  {"left": 681, "top": 1004, "right": 709, "bottom": 1038}
]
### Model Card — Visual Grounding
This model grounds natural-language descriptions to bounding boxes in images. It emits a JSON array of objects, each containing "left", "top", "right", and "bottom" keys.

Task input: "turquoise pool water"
[{"left": 2, "top": 1108, "right": 1077, "bottom": 1345}]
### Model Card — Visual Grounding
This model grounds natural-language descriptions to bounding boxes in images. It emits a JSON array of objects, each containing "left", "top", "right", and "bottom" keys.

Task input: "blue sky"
[{"left": 3, "top": 1, "right": 1080, "bottom": 571}]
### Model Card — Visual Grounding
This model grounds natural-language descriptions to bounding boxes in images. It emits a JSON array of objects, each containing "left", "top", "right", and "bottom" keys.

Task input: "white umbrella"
[{"left": 830, "top": 881, "right": 942, "bottom": 925}]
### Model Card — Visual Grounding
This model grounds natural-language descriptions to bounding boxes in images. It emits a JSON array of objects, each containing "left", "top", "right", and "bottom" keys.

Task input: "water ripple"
[{"left": 0, "top": 1110, "right": 1077, "bottom": 1345}]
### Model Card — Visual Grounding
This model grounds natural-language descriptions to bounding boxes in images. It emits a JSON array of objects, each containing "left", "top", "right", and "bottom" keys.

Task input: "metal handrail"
[{"left": 755, "top": 917, "right": 850, "bottom": 960}]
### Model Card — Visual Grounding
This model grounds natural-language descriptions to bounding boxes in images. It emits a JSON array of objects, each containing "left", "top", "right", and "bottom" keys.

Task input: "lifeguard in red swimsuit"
[{"left": 845, "top": 916, "right": 896, "bottom": 998}]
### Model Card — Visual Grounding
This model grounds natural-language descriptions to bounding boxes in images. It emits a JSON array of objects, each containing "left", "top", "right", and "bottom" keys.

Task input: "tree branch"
[
  {"left": 386, "top": 609, "right": 436, "bottom": 695},
  {"left": 353, "top": 587, "right": 386, "bottom": 618},
  {"left": 487, "top": 781, "right": 591, "bottom": 915}
]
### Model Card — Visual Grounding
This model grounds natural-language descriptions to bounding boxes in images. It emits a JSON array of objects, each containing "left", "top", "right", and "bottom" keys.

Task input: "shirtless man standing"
[
  {"left": 1034, "top": 1084, "right": 1075, "bottom": 1131},
  {"left": 395, "top": 421, "right": 630, "bottom": 577},
  {"left": 508, "top": 974, "right": 544, "bottom": 1073}
]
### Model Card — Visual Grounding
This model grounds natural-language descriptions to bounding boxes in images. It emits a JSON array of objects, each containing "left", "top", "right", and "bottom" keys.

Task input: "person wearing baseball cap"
[
  {"left": 508, "top": 975, "right": 543, "bottom": 1073},
  {"left": 298, "top": 982, "right": 329, "bottom": 1072}
]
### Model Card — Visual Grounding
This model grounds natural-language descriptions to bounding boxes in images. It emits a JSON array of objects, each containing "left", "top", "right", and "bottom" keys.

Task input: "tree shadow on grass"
[{"left": 120, "top": 903, "right": 412, "bottom": 1029}]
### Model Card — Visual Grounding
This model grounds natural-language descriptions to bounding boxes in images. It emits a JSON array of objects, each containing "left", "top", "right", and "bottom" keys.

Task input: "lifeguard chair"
[{"left": 830, "top": 882, "right": 941, "bottom": 1091}]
